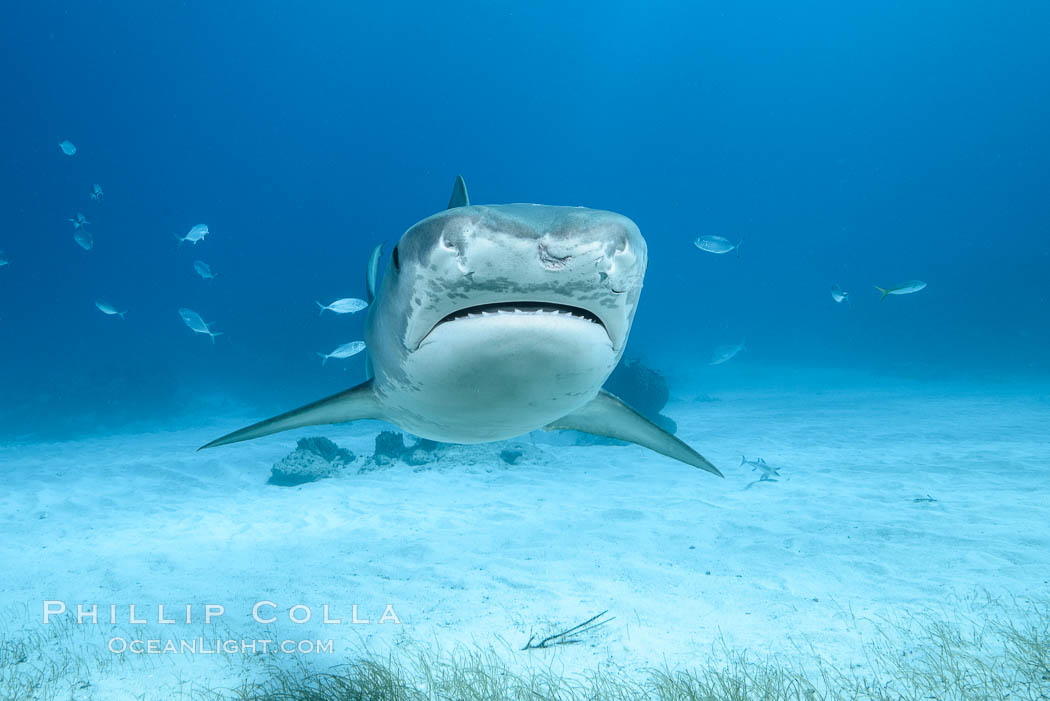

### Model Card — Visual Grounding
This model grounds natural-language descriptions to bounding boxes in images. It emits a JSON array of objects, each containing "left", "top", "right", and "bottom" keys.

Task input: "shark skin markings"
[{"left": 200, "top": 177, "right": 721, "bottom": 476}]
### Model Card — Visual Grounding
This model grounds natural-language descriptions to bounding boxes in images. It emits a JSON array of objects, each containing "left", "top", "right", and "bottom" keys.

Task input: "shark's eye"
[{"left": 392, "top": 245, "right": 401, "bottom": 272}]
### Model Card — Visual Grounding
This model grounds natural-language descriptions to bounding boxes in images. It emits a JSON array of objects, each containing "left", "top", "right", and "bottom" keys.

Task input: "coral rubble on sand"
[
  {"left": 372, "top": 430, "right": 445, "bottom": 467},
  {"left": 268, "top": 436, "right": 355, "bottom": 486}
]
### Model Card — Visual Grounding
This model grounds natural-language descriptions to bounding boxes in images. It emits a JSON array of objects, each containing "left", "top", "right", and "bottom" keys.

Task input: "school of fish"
[
  {"left": 13, "top": 140, "right": 931, "bottom": 381},
  {"left": 694, "top": 233, "right": 925, "bottom": 364},
  {"left": 28, "top": 141, "right": 370, "bottom": 363}
]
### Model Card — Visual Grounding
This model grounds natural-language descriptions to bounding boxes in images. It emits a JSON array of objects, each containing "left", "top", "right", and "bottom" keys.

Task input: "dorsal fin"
[
  {"left": 366, "top": 243, "right": 383, "bottom": 305},
  {"left": 447, "top": 175, "right": 469, "bottom": 209}
]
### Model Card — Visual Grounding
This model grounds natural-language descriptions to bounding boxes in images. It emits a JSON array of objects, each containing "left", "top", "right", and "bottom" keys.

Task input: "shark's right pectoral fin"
[
  {"left": 545, "top": 390, "right": 723, "bottom": 477},
  {"left": 198, "top": 380, "right": 384, "bottom": 450}
]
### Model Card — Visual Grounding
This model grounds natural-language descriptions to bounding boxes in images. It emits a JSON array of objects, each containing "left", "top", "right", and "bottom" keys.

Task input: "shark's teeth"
[{"left": 437, "top": 302, "right": 605, "bottom": 328}]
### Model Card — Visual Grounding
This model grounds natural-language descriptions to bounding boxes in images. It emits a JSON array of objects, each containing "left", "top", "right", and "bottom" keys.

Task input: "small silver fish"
[
  {"left": 175, "top": 223, "right": 209, "bottom": 246},
  {"left": 709, "top": 339, "right": 746, "bottom": 366},
  {"left": 73, "top": 229, "right": 94, "bottom": 251},
  {"left": 59, "top": 140, "right": 76, "bottom": 156},
  {"left": 316, "top": 298, "right": 368, "bottom": 316},
  {"left": 317, "top": 340, "right": 366, "bottom": 365},
  {"left": 193, "top": 260, "right": 217, "bottom": 279},
  {"left": 91, "top": 184, "right": 103, "bottom": 202},
  {"left": 94, "top": 299, "right": 127, "bottom": 319},
  {"left": 694, "top": 235, "right": 742, "bottom": 255},
  {"left": 830, "top": 284, "right": 850, "bottom": 303},
  {"left": 178, "top": 307, "right": 223, "bottom": 343},
  {"left": 875, "top": 280, "right": 926, "bottom": 301},
  {"left": 741, "top": 455, "right": 781, "bottom": 478}
]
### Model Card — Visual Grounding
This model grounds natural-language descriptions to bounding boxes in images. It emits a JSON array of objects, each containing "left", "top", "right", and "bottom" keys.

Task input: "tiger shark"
[{"left": 200, "top": 177, "right": 721, "bottom": 476}]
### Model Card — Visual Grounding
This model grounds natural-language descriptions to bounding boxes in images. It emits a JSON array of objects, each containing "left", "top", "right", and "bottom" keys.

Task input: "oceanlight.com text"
[{"left": 108, "top": 637, "right": 336, "bottom": 655}]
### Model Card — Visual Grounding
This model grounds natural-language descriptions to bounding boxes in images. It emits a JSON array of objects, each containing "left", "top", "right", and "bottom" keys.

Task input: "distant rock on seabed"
[
  {"left": 269, "top": 431, "right": 543, "bottom": 483},
  {"left": 603, "top": 358, "right": 678, "bottom": 434},
  {"left": 369, "top": 430, "right": 535, "bottom": 471},
  {"left": 372, "top": 431, "right": 445, "bottom": 468},
  {"left": 268, "top": 437, "right": 355, "bottom": 486}
]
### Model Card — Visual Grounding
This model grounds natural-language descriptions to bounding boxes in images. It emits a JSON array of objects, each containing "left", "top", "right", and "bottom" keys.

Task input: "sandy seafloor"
[{"left": 1, "top": 378, "right": 1048, "bottom": 698}]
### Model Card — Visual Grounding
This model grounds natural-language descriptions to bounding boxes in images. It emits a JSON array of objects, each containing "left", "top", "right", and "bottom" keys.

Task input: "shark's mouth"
[
  {"left": 422, "top": 301, "right": 609, "bottom": 345},
  {"left": 440, "top": 302, "right": 605, "bottom": 327}
]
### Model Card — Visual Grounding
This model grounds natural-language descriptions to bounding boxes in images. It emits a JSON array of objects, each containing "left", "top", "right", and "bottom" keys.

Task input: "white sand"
[{"left": 1, "top": 381, "right": 1048, "bottom": 697}]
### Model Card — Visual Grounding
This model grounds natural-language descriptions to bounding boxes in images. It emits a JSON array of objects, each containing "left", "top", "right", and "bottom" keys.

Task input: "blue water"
[{"left": 1, "top": 2, "right": 1047, "bottom": 437}]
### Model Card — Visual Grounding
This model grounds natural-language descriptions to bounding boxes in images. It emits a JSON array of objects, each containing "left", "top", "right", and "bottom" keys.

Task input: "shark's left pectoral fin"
[
  {"left": 545, "top": 390, "right": 723, "bottom": 476},
  {"left": 199, "top": 380, "right": 384, "bottom": 450}
]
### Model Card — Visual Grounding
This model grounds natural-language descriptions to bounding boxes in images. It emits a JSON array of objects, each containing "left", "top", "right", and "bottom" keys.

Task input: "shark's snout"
[
  {"left": 394, "top": 204, "right": 646, "bottom": 352},
  {"left": 432, "top": 223, "right": 636, "bottom": 281},
  {"left": 432, "top": 210, "right": 644, "bottom": 295}
]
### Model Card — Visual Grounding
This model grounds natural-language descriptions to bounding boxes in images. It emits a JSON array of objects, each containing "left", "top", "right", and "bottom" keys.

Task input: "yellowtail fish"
[
  {"left": 193, "top": 260, "right": 217, "bottom": 279},
  {"left": 317, "top": 341, "right": 366, "bottom": 365},
  {"left": 316, "top": 298, "right": 367, "bottom": 316},
  {"left": 875, "top": 280, "right": 926, "bottom": 301},
  {"left": 693, "top": 235, "right": 742, "bottom": 255},
  {"left": 178, "top": 307, "right": 223, "bottom": 343},
  {"left": 175, "top": 224, "right": 209, "bottom": 246},
  {"left": 710, "top": 339, "right": 746, "bottom": 365},
  {"left": 73, "top": 229, "right": 94, "bottom": 251},
  {"left": 94, "top": 300, "right": 126, "bottom": 319}
]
